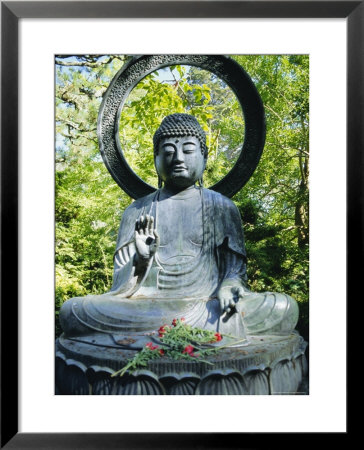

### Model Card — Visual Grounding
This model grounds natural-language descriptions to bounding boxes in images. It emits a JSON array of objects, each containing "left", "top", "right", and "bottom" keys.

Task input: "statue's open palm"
[{"left": 135, "top": 215, "right": 160, "bottom": 261}]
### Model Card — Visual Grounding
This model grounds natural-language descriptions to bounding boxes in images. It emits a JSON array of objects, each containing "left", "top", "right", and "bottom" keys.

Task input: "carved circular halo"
[{"left": 97, "top": 55, "right": 266, "bottom": 199}]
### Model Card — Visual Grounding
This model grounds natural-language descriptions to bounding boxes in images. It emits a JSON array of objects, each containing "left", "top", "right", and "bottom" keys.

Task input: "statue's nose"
[{"left": 173, "top": 146, "right": 184, "bottom": 163}]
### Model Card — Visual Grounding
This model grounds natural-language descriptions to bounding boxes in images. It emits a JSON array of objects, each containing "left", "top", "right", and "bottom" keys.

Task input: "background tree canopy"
[{"left": 55, "top": 54, "right": 309, "bottom": 340}]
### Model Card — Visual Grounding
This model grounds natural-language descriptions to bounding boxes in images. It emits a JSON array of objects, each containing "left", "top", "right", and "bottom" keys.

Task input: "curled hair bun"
[{"left": 153, "top": 113, "right": 207, "bottom": 156}]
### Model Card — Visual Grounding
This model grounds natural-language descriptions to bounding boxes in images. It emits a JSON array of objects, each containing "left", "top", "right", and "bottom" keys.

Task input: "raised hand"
[
  {"left": 218, "top": 283, "right": 246, "bottom": 315},
  {"left": 134, "top": 215, "right": 160, "bottom": 264}
]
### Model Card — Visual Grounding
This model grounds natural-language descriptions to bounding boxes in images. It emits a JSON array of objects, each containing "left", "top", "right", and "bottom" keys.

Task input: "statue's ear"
[{"left": 203, "top": 150, "right": 208, "bottom": 169}]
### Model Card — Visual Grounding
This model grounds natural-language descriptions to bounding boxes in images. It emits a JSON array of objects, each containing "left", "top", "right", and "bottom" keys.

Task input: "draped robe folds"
[
  {"left": 60, "top": 187, "right": 299, "bottom": 343},
  {"left": 110, "top": 187, "right": 248, "bottom": 298}
]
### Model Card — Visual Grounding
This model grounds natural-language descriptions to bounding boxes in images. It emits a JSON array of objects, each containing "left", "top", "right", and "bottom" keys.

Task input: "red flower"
[
  {"left": 214, "top": 332, "right": 223, "bottom": 342},
  {"left": 172, "top": 317, "right": 186, "bottom": 327},
  {"left": 158, "top": 325, "right": 168, "bottom": 337},
  {"left": 182, "top": 345, "right": 198, "bottom": 357},
  {"left": 182, "top": 345, "right": 195, "bottom": 355},
  {"left": 159, "top": 349, "right": 165, "bottom": 356},
  {"left": 145, "top": 342, "right": 158, "bottom": 351}
]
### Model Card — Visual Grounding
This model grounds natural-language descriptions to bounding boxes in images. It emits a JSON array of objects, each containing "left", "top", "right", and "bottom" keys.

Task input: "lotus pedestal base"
[{"left": 55, "top": 333, "right": 308, "bottom": 395}]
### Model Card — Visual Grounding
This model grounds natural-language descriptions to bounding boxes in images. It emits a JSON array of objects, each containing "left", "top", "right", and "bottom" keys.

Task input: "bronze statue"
[
  {"left": 60, "top": 113, "right": 298, "bottom": 345},
  {"left": 56, "top": 56, "right": 308, "bottom": 396}
]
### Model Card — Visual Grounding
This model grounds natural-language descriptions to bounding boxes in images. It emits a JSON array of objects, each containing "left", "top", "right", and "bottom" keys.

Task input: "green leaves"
[
  {"left": 112, "top": 319, "right": 228, "bottom": 377},
  {"left": 230, "top": 55, "right": 309, "bottom": 313},
  {"left": 55, "top": 56, "right": 132, "bottom": 336},
  {"left": 118, "top": 64, "right": 245, "bottom": 187}
]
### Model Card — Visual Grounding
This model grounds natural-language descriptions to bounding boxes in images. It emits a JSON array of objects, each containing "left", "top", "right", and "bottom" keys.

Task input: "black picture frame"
[{"left": 1, "top": 1, "right": 357, "bottom": 448}]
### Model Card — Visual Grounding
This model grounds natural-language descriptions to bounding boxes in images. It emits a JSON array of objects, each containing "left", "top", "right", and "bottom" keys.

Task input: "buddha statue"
[{"left": 59, "top": 113, "right": 299, "bottom": 347}]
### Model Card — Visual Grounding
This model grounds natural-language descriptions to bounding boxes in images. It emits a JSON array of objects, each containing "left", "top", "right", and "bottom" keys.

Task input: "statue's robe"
[
  {"left": 111, "top": 187, "right": 247, "bottom": 296},
  {"left": 60, "top": 187, "right": 298, "bottom": 343}
]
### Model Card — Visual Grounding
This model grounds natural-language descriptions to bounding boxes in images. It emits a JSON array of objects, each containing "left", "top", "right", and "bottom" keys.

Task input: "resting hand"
[
  {"left": 218, "top": 283, "right": 246, "bottom": 315},
  {"left": 134, "top": 215, "right": 160, "bottom": 264}
]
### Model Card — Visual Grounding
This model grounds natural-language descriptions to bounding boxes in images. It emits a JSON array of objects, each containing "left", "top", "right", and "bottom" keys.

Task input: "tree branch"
[{"left": 55, "top": 55, "right": 124, "bottom": 68}]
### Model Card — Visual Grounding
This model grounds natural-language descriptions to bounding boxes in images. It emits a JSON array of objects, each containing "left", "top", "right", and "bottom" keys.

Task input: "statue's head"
[{"left": 153, "top": 114, "right": 208, "bottom": 189}]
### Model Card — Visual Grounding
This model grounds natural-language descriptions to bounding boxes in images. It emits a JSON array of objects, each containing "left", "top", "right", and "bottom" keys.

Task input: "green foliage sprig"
[{"left": 111, "top": 318, "right": 245, "bottom": 378}]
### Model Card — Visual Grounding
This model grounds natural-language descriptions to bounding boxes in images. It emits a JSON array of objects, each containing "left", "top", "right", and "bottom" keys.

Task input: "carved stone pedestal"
[{"left": 55, "top": 333, "right": 308, "bottom": 395}]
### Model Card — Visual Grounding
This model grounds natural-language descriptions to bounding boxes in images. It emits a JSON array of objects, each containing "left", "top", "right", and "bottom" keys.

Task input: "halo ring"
[{"left": 98, "top": 55, "right": 265, "bottom": 199}]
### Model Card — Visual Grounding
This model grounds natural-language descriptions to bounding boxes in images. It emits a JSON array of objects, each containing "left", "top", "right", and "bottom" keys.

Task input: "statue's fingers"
[
  {"left": 135, "top": 218, "right": 140, "bottom": 232},
  {"left": 143, "top": 215, "right": 148, "bottom": 232},
  {"left": 153, "top": 229, "right": 160, "bottom": 246},
  {"left": 149, "top": 215, "right": 155, "bottom": 234},
  {"left": 238, "top": 287, "right": 246, "bottom": 299},
  {"left": 139, "top": 215, "right": 145, "bottom": 234},
  {"left": 223, "top": 298, "right": 232, "bottom": 313},
  {"left": 144, "top": 216, "right": 149, "bottom": 233},
  {"left": 145, "top": 215, "right": 151, "bottom": 232},
  {"left": 219, "top": 297, "right": 225, "bottom": 313}
]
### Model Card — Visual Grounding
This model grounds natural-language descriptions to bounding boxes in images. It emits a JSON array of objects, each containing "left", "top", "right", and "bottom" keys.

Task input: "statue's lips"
[{"left": 171, "top": 166, "right": 188, "bottom": 173}]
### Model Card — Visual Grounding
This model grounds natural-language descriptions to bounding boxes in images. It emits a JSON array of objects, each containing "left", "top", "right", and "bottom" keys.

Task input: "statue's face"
[{"left": 155, "top": 135, "right": 206, "bottom": 189}]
